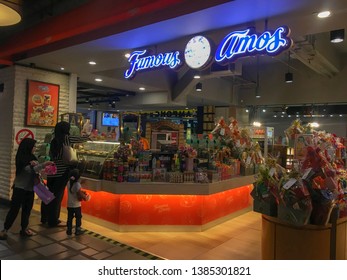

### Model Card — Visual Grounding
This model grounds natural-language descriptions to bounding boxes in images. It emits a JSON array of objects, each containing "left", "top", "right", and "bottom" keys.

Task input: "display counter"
[{"left": 62, "top": 175, "right": 255, "bottom": 232}]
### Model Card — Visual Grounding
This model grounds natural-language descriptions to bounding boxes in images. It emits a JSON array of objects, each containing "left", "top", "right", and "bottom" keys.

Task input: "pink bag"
[{"left": 34, "top": 181, "right": 55, "bottom": 205}]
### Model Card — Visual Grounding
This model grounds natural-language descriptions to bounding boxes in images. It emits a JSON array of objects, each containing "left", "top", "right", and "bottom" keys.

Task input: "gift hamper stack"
[
  {"left": 253, "top": 119, "right": 347, "bottom": 226},
  {"left": 253, "top": 120, "right": 347, "bottom": 259}
]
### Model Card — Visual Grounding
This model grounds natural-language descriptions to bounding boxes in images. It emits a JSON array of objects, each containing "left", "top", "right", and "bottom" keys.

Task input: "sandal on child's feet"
[{"left": 20, "top": 229, "right": 34, "bottom": 237}]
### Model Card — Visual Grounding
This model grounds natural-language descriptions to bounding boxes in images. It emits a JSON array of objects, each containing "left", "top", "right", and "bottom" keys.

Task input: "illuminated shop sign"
[
  {"left": 215, "top": 26, "right": 291, "bottom": 63},
  {"left": 124, "top": 26, "right": 291, "bottom": 79},
  {"left": 124, "top": 50, "right": 181, "bottom": 79}
]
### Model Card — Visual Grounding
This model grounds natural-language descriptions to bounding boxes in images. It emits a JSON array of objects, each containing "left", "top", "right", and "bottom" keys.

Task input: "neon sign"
[
  {"left": 124, "top": 26, "right": 292, "bottom": 78},
  {"left": 215, "top": 26, "right": 291, "bottom": 63},
  {"left": 124, "top": 50, "right": 181, "bottom": 79}
]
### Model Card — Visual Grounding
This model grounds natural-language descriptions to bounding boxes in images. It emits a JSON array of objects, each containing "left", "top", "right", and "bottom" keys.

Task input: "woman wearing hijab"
[
  {"left": 0, "top": 138, "right": 52, "bottom": 239},
  {"left": 41, "top": 121, "right": 89, "bottom": 227}
]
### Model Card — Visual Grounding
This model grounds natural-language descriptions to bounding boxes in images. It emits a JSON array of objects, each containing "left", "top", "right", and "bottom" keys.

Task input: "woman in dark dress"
[
  {"left": 41, "top": 121, "right": 89, "bottom": 227},
  {"left": 0, "top": 138, "right": 52, "bottom": 239}
]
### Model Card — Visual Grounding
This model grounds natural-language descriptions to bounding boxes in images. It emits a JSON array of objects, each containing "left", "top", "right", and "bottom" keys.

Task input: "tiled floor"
[
  {"left": 0, "top": 201, "right": 263, "bottom": 260},
  {"left": 2, "top": 201, "right": 347, "bottom": 260},
  {"left": 0, "top": 205, "right": 162, "bottom": 260}
]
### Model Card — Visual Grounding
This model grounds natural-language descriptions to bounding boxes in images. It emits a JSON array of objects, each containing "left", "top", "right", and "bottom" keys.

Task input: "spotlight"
[
  {"left": 285, "top": 72, "right": 293, "bottom": 83},
  {"left": 196, "top": 82, "right": 202, "bottom": 92},
  {"left": 330, "top": 29, "right": 344, "bottom": 43}
]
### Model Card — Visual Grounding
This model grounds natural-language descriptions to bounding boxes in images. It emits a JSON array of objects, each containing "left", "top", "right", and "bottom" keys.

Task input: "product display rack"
[{"left": 76, "top": 141, "right": 119, "bottom": 179}]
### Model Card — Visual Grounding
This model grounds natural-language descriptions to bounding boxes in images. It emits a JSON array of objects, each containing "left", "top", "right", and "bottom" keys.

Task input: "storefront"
[{"left": 1, "top": 2, "right": 347, "bottom": 263}]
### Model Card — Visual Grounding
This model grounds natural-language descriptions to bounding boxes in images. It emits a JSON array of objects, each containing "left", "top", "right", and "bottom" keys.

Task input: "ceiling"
[{"left": 1, "top": 0, "right": 347, "bottom": 113}]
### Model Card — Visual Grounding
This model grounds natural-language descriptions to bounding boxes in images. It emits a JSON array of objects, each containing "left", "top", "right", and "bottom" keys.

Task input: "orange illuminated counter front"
[{"left": 62, "top": 176, "right": 255, "bottom": 232}]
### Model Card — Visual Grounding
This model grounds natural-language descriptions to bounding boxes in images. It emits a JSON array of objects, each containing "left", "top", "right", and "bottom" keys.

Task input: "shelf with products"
[
  {"left": 203, "top": 105, "right": 215, "bottom": 132},
  {"left": 197, "top": 105, "right": 215, "bottom": 134},
  {"left": 76, "top": 141, "right": 119, "bottom": 179},
  {"left": 285, "top": 146, "right": 295, "bottom": 171}
]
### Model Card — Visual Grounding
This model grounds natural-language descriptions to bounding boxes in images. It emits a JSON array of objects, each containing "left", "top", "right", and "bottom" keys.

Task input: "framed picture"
[{"left": 26, "top": 80, "right": 60, "bottom": 127}]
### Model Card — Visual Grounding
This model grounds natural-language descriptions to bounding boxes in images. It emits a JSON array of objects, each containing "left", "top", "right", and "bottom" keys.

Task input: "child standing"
[{"left": 66, "top": 169, "right": 89, "bottom": 235}]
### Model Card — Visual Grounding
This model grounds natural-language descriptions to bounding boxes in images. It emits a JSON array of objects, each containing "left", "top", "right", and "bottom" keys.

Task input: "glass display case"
[{"left": 76, "top": 141, "right": 119, "bottom": 179}]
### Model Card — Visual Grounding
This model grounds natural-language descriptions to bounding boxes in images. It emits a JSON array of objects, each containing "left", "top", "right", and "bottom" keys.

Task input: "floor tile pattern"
[{"left": 0, "top": 205, "right": 163, "bottom": 260}]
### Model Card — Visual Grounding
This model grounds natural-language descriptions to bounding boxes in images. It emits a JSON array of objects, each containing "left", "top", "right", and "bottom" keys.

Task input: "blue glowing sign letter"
[
  {"left": 215, "top": 26, "right": 292, "bottom": 63},
  {"left": 124, "top": 50, "right": 181, "bottom": 79}
]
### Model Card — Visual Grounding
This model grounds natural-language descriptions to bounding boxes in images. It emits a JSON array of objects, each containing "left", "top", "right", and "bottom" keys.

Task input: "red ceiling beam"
[{"left": 0, "top": 0, "right": 231, "bottom": 62}]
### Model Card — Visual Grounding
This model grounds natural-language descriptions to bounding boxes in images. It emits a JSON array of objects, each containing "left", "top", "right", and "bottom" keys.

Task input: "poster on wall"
[{"left": 26, "top": 80, "right": 59, "bottom": 127}]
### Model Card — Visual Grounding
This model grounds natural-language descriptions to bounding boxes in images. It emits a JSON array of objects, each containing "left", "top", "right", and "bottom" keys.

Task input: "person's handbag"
[
  {"left": 33, "top": 176, "right": 55, "bottom": 205},
  {"left": 62, "top": 135, "right": 78, "bottom": 165},
  {"left": 62, "top": 144, "right": 78, "bottom": 165}
]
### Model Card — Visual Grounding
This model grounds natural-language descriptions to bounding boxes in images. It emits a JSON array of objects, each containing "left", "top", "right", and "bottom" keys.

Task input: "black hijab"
[
  {"left": 16, "top": 138, "right": 37, "bottom": 176},
  {"left": 50, "top": 121, "right": 70, "bottom": 159}
]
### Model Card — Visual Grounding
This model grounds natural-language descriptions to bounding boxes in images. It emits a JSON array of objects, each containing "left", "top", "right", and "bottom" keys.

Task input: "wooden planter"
[{"left": 262, "top": 214, "right": 347, "bottom": 260}]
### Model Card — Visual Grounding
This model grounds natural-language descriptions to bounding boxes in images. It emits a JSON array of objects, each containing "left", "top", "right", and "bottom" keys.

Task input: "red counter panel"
[{"left": 63, "top": 185, "right": 252, "bottom": 227}]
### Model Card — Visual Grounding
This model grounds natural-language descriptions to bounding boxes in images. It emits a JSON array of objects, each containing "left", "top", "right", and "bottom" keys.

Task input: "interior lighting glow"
[
  {"left": 95, "top": 78, "right": 102, "bottom": 82},
  {"left": 89, "top": 61, "right": 96, "bottom": 65},
  {"left": 253, "top": 121, "right": 261, "bottom": 127},
  {"left": 317, "top": 11, "right": 331, "bottom": 18},
  {"left": 0, "top": 1, "right": 22, "bottom": 26},
  {"left": 310, "top": 122, "right": 320, "bottom": 128},
  {"left": 139, "top": 87, "right": 145, "bottom": 91}
]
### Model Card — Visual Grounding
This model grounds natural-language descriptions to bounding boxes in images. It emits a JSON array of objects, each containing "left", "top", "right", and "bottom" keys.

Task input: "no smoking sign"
[{"left": 14, "top": 127, "right": 36, "bottom": 146}]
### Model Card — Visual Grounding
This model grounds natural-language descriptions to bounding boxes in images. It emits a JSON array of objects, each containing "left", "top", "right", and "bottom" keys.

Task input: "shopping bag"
[
  {"left": 34, "top": 181, "right": 55, "bottom": 205},
  {"left": 62, "top": 145, "right": 78, "bottom": 165}
]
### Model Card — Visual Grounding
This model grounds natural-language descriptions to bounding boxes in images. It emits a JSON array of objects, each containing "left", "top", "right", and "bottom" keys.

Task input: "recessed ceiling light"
[
  {"left": 60, "top": 67, "right": 65, "bottom": 70},
  {"left": 317, "top": 11, "right": 331, "bottom": 18},
  {"left": 194, "top": 75, "right": 200, "bottom": 79},
  {"left": 139, "top": 87, "right": 145, "bottom": 91},
  {"left": 89, "top": 61, "right": 96, "bottom": 65},
  {"left": 95, "top": 78, "right": 102, "bottom": 82}
]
